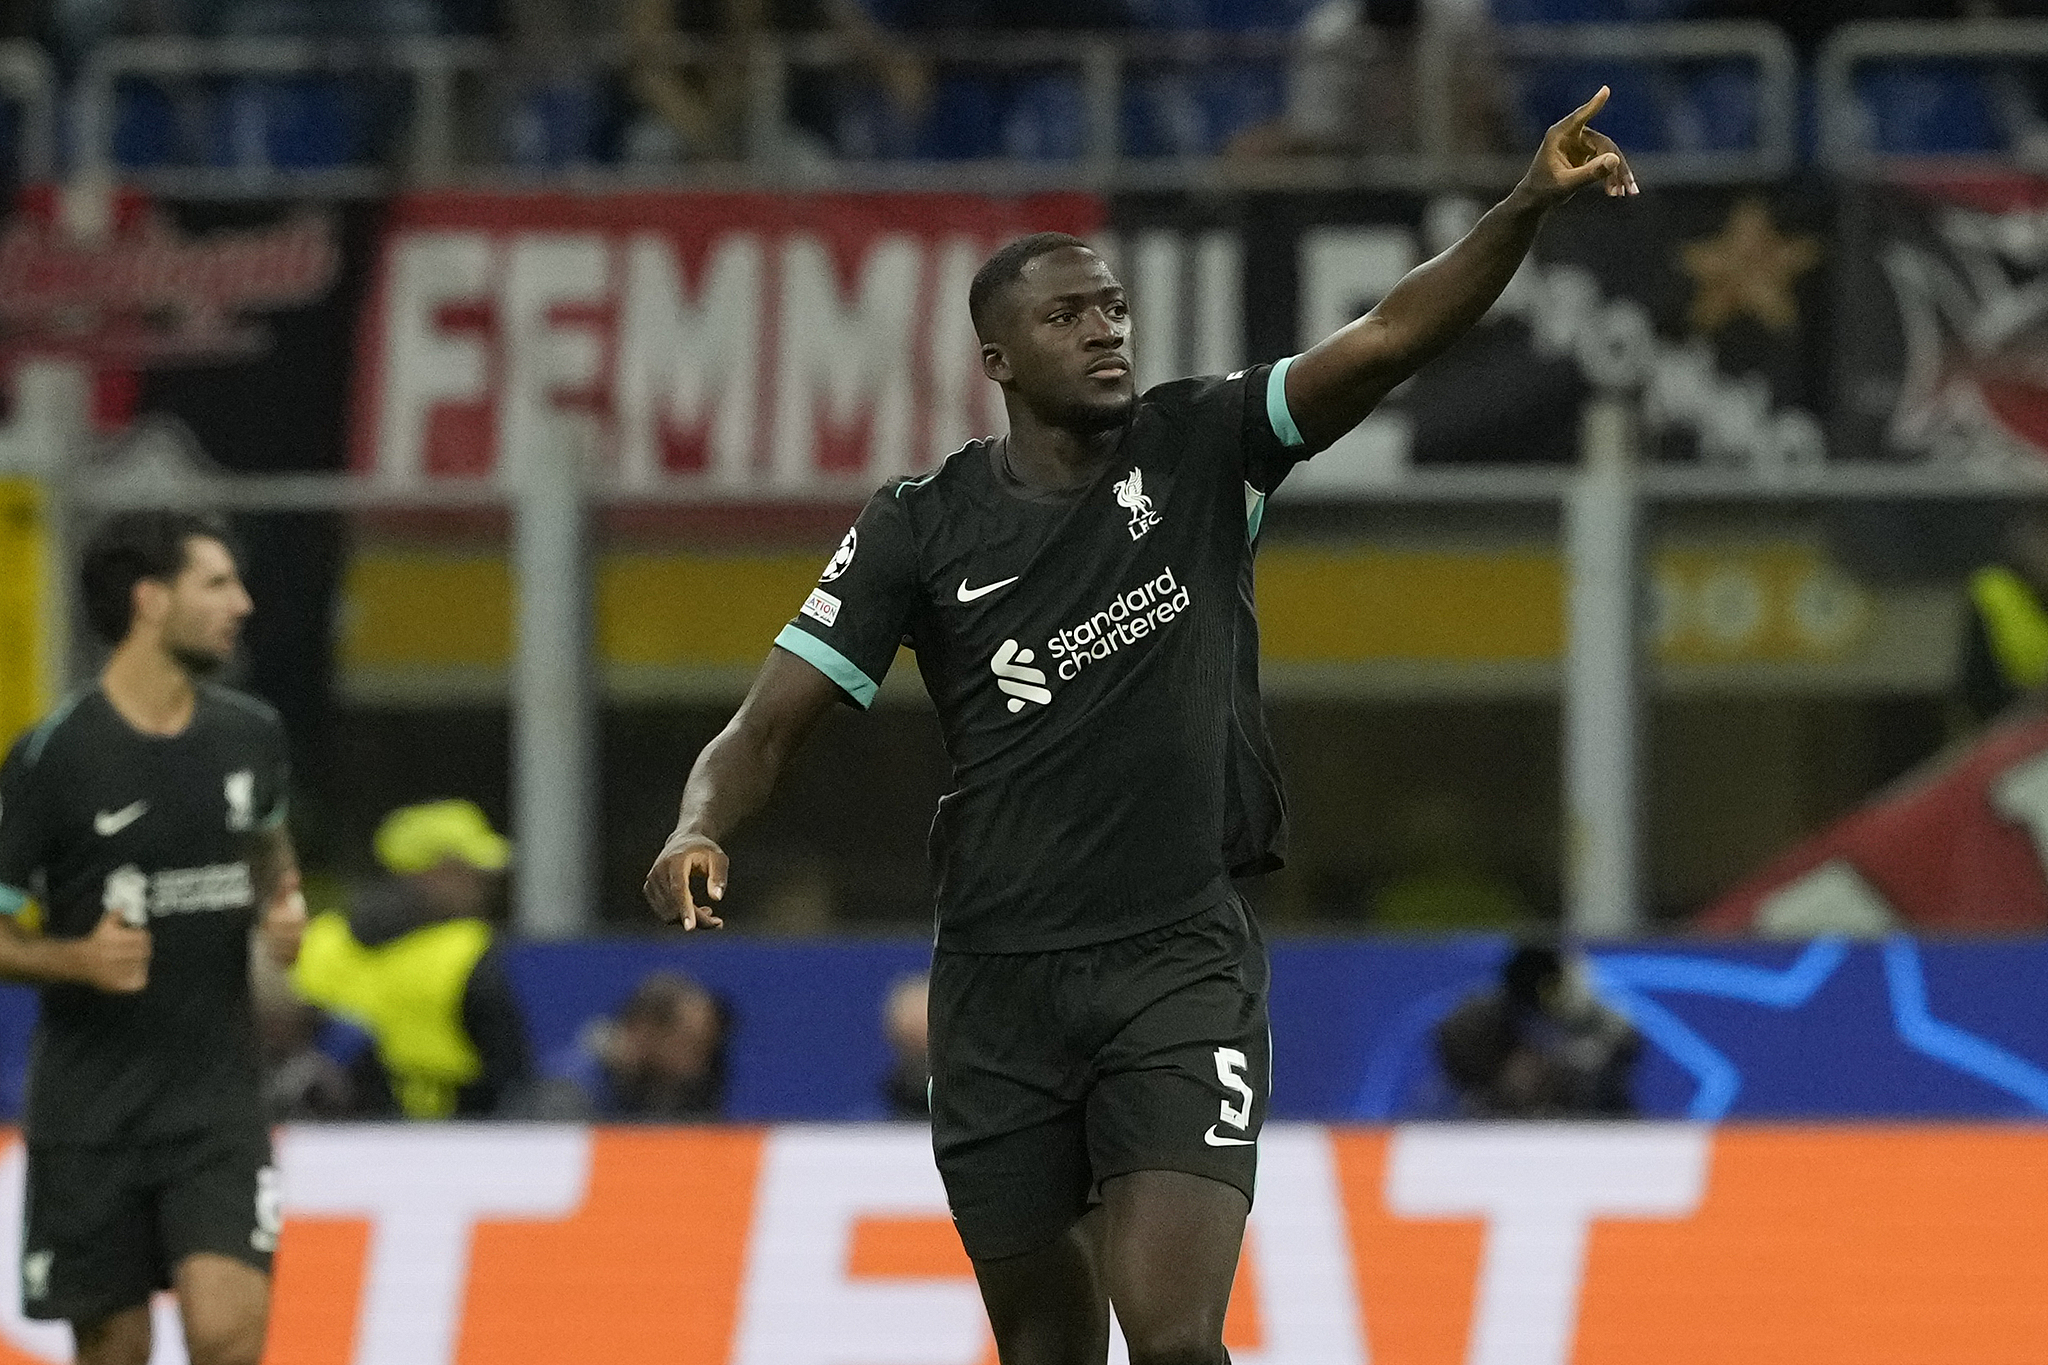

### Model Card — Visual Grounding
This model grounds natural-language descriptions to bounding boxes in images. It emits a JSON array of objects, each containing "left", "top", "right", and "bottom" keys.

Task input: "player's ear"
[
  {"left": 981, "top": 341, "right": 1011, "bottom": 384},
  {"left": 129, "top": 577, "right": 170, "bottom": 631}
]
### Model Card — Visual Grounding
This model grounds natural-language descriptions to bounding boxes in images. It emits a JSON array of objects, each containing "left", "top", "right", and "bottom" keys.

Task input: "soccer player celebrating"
[
  {"left": 0, "top": 512, "right": 305, "bottom": 1365},
  {"left": 647, "top": 91, "right": 1633, "bottom": 1362}
]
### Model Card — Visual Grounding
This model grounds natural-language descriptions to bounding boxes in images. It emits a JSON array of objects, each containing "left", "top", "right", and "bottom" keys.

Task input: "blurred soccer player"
[
  {"left": 648, "top": 91, "right": 1634, "bottom": 1365},
  {"left": 0, "top": 512, "right": 305, "bottom": 1365}
]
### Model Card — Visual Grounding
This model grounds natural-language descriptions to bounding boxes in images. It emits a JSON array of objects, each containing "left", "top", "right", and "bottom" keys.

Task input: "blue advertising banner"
[
  {"left": 503, "top": 936, "right": 2048, "bottom": 1123},
  {"left": 0, "top": 936, "right": 2040, "bottom": 1122}
]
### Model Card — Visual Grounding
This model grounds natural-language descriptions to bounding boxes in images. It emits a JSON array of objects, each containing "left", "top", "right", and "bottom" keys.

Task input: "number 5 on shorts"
[{"left": 1213, "top": 1047, "right": 1254, "bottom": 1130}]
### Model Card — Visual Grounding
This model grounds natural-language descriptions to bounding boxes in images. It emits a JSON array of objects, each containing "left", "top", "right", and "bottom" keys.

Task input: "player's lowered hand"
[
  {"left": 1517, "top": 86, "right": 1637, "bottom": 207},
  {"left": 260, "top": 885, "right": 309, "bottom": 967},
  {"left": 73, "top": 910, "right": 151, "bottom": 993},
  {"left": 644, "top": 831, "right": 727, "bottom": 931}
]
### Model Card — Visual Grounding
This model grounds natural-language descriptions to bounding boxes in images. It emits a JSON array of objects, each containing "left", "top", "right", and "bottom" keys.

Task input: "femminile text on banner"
[{"left": 350, "top": 191, "right": 1103, "bottom": 497}]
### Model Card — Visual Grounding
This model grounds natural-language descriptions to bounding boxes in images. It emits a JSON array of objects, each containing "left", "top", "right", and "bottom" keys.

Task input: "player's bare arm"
[
  {"left": 643, "top": 645, "right": 844, "bottom": 930},
  {"left": 0, "top": 911, "right": 149, "bottom": 993},
  {"left": 1283, "top": 86, "right": 1636, "bottom": 449},
  {"left": 250, "top": 824, "right": 306, "bottom": 967}
]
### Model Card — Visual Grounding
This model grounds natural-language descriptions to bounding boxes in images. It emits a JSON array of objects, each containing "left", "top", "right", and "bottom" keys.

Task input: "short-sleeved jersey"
[
  {"left": 0, "top": 683, "right": 289, "bottom": 1145},
  {"left": 777, "top": 359, "right": 1316, "bottom": 952}
]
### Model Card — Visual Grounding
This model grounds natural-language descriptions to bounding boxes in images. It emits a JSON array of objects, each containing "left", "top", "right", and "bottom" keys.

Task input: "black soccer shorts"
[
  {"left": 928, "top": 894, "right": 1270, "bottom": 1262},
  {"left": 21, "top": 1128, "right": 279, "bottom": 1323}
]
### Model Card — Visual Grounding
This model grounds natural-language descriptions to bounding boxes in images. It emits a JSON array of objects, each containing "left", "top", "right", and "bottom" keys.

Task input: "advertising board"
[{"left": 0, "top": 1124, "right": 2035, "bottom": 1365}]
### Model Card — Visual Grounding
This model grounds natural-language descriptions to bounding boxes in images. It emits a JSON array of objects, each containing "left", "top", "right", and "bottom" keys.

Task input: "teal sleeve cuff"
[
  {"left": 1266, "top": 354, "right": 1306, "bottom": 449},
  {"left": 0, "top": 884, "right": 28, "bottom": 917},
  {"left": 774, "top": 626, "right": 881, "bottom": 708}
]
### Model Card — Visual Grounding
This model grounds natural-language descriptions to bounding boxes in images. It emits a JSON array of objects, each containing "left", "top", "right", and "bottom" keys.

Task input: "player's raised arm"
[
  {"left": 644, "top": 647, "right": 844, "bottom": 930},
  {"left": 1282, "top": 87, "right": 1636, "bottom": 450}
]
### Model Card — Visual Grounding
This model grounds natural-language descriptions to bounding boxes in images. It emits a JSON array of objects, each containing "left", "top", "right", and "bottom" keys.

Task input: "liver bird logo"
[{"left": 1112, "top": 468, "right": 1161, "bottom": 540}]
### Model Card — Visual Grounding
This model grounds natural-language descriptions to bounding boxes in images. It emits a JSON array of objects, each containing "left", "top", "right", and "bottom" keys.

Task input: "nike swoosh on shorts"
[{"left": 1204, "top": 1125, "right": 1255, "bottom": 1147}]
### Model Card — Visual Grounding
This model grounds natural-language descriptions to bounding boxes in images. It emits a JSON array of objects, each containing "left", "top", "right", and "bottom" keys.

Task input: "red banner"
[
  {"left": 1701, "top": 710, "right": 2048, "bottom": 934},
  {"left": 349, "top": 191, "right": 1103, "bottom": 496}
]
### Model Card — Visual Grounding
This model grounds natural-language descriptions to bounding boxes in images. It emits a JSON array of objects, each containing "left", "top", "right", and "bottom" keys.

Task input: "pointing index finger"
[{"left": 1563, "top": 85, "right": 1611, "bottom": 134}]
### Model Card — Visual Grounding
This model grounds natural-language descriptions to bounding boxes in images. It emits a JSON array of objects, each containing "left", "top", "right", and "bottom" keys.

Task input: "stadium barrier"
[
  {"left": 67, "top": 24, "right": 1794, "bottom": 195},
  {"left": 0, "top": 1122, "right": 2036, "bottom": 1364}
]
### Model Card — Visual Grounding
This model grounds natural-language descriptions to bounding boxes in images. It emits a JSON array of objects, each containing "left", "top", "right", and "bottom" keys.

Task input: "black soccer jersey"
[
  {"left": 777, "top": 359, "right": 1317, "bottom": 952},
  {"left": 0, "top": 683, "right": 289, "bottom": 1145}
]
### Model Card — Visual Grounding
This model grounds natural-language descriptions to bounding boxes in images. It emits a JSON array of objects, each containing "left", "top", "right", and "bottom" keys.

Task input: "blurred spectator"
[
  {"left": 1226, "top": 0, "right": 1511, "bottom": 159},
  {"left": 291, "top": 800, "right": 538, "bottom": 1119},
  {"left": 1959, "top": 514, "right": 2048, "bottom": 727},
  {"left": 622, "top": 0, "right": 929, "bottom": 162},
  {"left": 1434, "top": 943, "right": 1638, "bottom": 1118},
  {"left": 879, "top": 971, "right": 929, "bottom": 1119},
  {"left": 252, "top": 950, "right": 357, "bottom": 1121},
  {"left": 1370, "top": 791, "right": 1531, "bottom": 931},
  {"left": 556, "top": 971, "right": 731, "bottom": 1120}
]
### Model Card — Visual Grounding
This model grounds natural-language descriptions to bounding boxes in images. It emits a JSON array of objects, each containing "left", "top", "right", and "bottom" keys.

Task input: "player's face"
[
  {"left": 984, "top": 247, "right": 1134, "bottom": 431},
  {"left": 157, "top": 535, "right": 252, "bottom": 675}
]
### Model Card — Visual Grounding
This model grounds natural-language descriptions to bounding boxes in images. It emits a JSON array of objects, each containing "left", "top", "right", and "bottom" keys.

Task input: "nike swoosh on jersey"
[
  {"left": 93, "top": 802, "right": 148, "bottom": 836},
  {"left": 957, "top": 576, "right": 1020, "bottom": 603},
  {"left": 1203, "top": 1125, "right": 1255, "bottom": 1147}
]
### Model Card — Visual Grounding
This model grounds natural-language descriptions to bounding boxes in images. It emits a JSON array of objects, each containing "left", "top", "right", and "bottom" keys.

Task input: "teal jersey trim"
[
  {"left": 1266, "top": 354, "right": 1306, "bottom": 449},
  {"left": 1244, "top": 483, "right": 1267, "bottom": 545},
  {"left": 894, "top": 470, "right": 941, "bottom": 499},
  {"left": 774, "top": 626, "right": 881, "bottom": 708},
  {"left": 22, "top": 687, "right": 89, "bottom": 767},
  {"left": 0, "top": 884, "right": 26, "bottom": 917}
]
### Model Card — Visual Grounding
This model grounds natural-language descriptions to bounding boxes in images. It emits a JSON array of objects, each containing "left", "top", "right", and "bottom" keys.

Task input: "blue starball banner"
[
  {"left": 0, "top": 935, "right": 2043, "bottom": 1121},
  {"left": 491, "top": 936, "right": 2048, "bottom": 1122}
]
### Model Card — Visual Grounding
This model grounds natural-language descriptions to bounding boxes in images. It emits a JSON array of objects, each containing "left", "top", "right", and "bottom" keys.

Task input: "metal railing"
[
  {"left": 0, "top": 41, "right": 55, "bottom": 182},
  {"left": 1818, "top": 18, "right": 2048, "bottom": 171},
  {"left": 73, "top": 35, "right": 496, "bottom": 196},
  {"left": 1422, "top": 20, "right": 1798, "bottom": 184},
  {"left": 64, "top": 22, "right": 1798, "bottom": 197}
]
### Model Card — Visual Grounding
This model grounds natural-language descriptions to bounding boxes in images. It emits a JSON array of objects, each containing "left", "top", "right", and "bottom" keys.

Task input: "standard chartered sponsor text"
[
  {"left": 146, "top": 863, "right": 254, "bottom": 915},
  {"left": 1047, "top": 567, "right": 1190, "bottom": 682}
]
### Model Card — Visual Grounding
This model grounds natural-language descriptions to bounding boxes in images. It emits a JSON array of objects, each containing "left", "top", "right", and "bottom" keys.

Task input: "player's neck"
[
  {"left": 100, "top": 639, "right": 199, "bottom": 737},
  {"left": 998, "top": 419, "right": 1121, "bottom": 494}
]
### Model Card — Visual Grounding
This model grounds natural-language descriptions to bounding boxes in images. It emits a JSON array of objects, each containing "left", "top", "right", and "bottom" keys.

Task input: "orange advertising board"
[{"left": 0, "top": 1124, "right": 2041, "bottom": 1364}]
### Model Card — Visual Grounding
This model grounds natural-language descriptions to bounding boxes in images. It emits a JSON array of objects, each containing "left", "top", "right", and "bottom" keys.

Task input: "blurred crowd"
[
  {"left": 251, "top": 796, "right": 933, "bottom": 1124},
  {"left": 0, "top": 0, "right": 2043, "bottom": 170}
]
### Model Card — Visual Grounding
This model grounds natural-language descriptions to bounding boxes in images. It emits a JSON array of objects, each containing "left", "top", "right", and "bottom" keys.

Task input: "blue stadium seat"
[
  {"left": 999, "top": 73, "right": 1088, "bottom": 160},
  {"left": 1491, "top": 0, "right": 1690, "bottom": 20},
  {"left": 112, "top": 79, "right": 182, "bottom": 169},
  {"left": 911, "top": 74, "right": 1003, "bottom": 159},
  {"left": 1121, "top": 72, "right": 1199, "bottom": 157},
  {"left": 1192, "top": 65, "right": 1286, "bottom": 151},
  {"left": 206, "top": 76, "right": 374, "bottom": 170},
  {"left": 505, "top": 81, "right": 606, "bottom": 171},
  {"left": 1856, "top": 63, "right": 2003, "bottom": 154},
  {"left": 1511, "top": 62, "right": 1666, "bottom": 149},
  {"left": 1663, "top": 62, "right": 1758, "bottom": 153}
]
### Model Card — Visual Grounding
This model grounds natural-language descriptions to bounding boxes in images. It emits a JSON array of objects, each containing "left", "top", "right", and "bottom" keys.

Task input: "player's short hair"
[
  {"left": 79, "top": 510, "right": 236, "bottom": 645},
  {"left": 969, "top": 232, "right": 1095, "bottom": 339}
]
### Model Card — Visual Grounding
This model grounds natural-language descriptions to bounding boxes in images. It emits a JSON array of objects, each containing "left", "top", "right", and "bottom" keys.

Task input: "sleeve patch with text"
[{"left": 801, "top": 589, "right": 842, "bottom": 627}]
